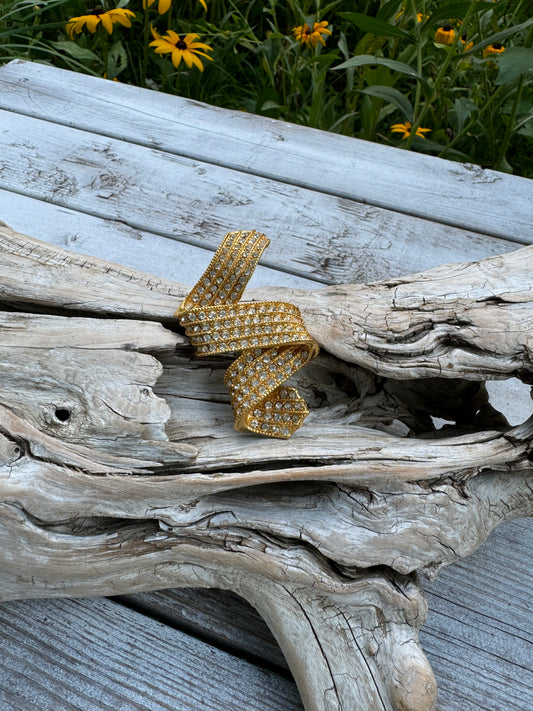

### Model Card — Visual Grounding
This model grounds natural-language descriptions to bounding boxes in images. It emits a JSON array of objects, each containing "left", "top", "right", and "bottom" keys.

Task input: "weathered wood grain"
[
  {"left": 0, "top": 57, "right": 531, "bottom": 711},
  {"left": 121, "top": 519, "right": 533, "bottom": 711},
  {"left": 0, "top": 597, "right": 303, "bottom": 711},
  {"left": 1, "top": 60, "right": 531, "bottom": 245},
  {"left": 0, "top": 109, "right": 524, "bottom": 286},
  {"left": 1, "top": 223, "right": 531, "bottom": 386},
  {"left": 0, "top": 312, "right": 183, "bottom": 351},
  {"left": 0, "top": 191, "right": 318, "bottom": 289}
]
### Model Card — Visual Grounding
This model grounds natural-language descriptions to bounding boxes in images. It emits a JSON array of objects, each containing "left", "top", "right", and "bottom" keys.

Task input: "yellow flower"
[
  {"left": 390, "top": 122, "right": 431, "bottom": 140},
  {"left": 292, "top": 21, "right": 331, "bottom": 48},
  {"left": 149, "top": 30, "right": 213, "bottom": 71},
  {"left": 460, "top": 34, "right": 473, "bottom": 52},
  {"left": 483, "top": 42, "right": 505, "bottom": 58},
  {"left": 416, "top": 13, "right": 428, "bottom": 23},
  {"left": 434, "top": 25, "right": 455, "bottom": 45},
  {"left": 66, "top": 8, "right": 135, "bottom": 38},
  {"left": 143, "top": 0, "right": 207, "bottom": 13}
]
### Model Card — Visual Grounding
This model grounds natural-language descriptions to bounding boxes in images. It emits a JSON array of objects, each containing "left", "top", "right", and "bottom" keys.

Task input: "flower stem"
[
  {"left": 405, "top": 0, "right": 479, "bottom": 149},
  {"left": 141, "top": 6, "right": 150, "bottom": 87}
]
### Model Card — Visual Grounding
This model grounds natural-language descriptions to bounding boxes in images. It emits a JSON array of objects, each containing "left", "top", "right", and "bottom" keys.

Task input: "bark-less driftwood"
[{"left": 0, "top": 222, "right": 531, "bottom": 711}]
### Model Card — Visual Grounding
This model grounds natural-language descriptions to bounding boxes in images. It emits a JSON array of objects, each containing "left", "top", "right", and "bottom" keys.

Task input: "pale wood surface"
[
  {"left": 0, "top": 60, "right": 531, "bottom": 711},
  {"left": 1, "top": 60, "right": 531, "bottom": 244}
]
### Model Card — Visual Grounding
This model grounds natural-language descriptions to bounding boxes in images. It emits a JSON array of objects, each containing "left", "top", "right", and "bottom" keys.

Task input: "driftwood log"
[{"left": 0, "top": 221, "right": 531, "bottom": 711}]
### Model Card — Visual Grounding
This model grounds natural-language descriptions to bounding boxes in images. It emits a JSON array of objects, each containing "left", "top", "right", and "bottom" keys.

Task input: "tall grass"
[{"left": 1, "top": 0, "right": 532, "bottom": 176}]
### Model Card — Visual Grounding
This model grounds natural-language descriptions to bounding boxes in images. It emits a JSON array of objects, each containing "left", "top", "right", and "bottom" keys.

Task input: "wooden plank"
[
  {"left": 120, "top": 588, "right": 288, "bottom": 673},
  {"left": 421, "top": 518, "right": 533, "bottom": 711},
  {"left": 0, "top": 60, "right": 531, "bottom": 245},
  {"left": 0, "top": 191, "right": 317, "bottom": 290},
  {"left": 121, "top": 519, "right": 533, "bottom": 711},
  {"left": 0, "top": 597, "right": 303, "bottom": 711},
  {"left": 0, "top": 111, "right": 523, "bottom": 287}
]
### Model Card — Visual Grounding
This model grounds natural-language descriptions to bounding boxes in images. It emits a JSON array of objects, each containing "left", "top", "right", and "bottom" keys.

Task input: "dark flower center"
[
  {"left": 492, "top": 42, "right": 503, "bottom": 49},
  {"left": 442, "top": 25, "right": 452, "bottom": 32},
  {"left": 176, "top": 39, "right": 188, "bottom": 49},
  {"left": 91, "top": 6, "right": 104, "bottom": 15}
]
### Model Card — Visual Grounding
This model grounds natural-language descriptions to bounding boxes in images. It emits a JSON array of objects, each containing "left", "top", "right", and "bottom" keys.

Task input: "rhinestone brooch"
[{"left": 176, "top": 230, "right": 319, "bottom": 439}]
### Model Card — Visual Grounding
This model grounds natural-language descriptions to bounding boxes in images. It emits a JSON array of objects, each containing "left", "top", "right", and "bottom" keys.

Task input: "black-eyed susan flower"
[
  {"left": 149, "top": 30, "right": 213, "bottom": 70},
  {"left": 483, "top": 42, "right": 505, "bottom": 58},
  {"left": 390, "top": 122, "right": 431, "bottom": 140},
  {"left": 460, "top": 34, "right": 473, "bottom": 51},
  {"left": 66, "top": 8, "right": 135, "bottom": 38},
  {"left": 434, "top": 25, "right": 455, "bottom": 45},
  {"left": 292, "top": 21, "right": 331, "bottom": 48}
]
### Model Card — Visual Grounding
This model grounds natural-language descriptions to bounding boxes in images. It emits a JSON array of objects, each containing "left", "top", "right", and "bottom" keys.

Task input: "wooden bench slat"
[
  {"left": 0, "top": 192, "right": 317, "bottom": 290},
  {"left": 0, "top": 597, "right": 303, "bottom": 711},
  {"left": 0, "top": 112, "right": 523, "bottom": 287},
  {"left": 0, "top": 60, "right": 531, "bottom": 244}
]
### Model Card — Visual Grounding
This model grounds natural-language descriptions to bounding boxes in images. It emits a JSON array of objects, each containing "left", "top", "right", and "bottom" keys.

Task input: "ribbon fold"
[{"left": 176, "top": 230, "right": 319, "bottom": 438}]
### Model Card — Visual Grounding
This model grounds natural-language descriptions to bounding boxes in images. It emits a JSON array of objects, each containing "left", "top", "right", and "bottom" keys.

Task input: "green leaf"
[
  {"left": 447, "top": 97, "right": 476, "bottom": 134},
  {"left": 466, "top": 18, "right": 533, "bottom": 57},
  {"left": 359, "top": 85, "right": 413, "bottom": 120},
  {"left": 50, "top": 41, "right": 100, "bottom": 63},
  {"left": 107, "top": 40, "right": 128, "bottom": 79},
  {"left": 377, "top": 0, "right": 403, "bottom": 21},
  {"left": 494, "top": 47, "right": 533, "bottom": 85},
  {"left": 332, "top": 55, "right": 428, "bottom": 90},
  {"left": 425, "top": 2, "right": 494, "bottom": 26},
  {"left": 338, "top": 12, "right": 413, "bottom": 42},
  {"left": 260, "top": 100, "right": 284, "bottom": 111}
]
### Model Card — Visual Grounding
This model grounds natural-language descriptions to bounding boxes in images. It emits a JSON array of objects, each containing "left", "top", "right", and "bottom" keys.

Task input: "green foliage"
[{"left": 1, "top": 0, "right": 532, "bottom": 177}]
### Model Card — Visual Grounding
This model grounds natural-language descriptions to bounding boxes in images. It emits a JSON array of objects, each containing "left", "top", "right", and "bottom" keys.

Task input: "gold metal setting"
[{"left": 176, "top": 230, "right": 319, "bottom": 438}]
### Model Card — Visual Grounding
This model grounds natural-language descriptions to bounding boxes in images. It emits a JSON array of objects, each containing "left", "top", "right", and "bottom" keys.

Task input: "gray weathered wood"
[
  {"left": 0, "top": 597, "right": 303, "bottom": 711},
  {"left": 122, "top": 518, "right": 533, "bottom": 711},
  {"left": 0, "top": 191, "right": 318, "bottom": 290},
  {"left": 0, "top": 226, "right": 531, "bottom": 711},
  {"left": 0, "top": 57, "right": 531, "bottom": 711},
  {"left": 1, "top": 60, "right": 531, "bottom": 245},
  {"left": 0, "top": 110, "right": 524, "bottom": 286}
]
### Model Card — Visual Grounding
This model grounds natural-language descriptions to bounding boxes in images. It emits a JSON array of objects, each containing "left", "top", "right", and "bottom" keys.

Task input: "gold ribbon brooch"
[{"left": 176, "top": 230, "right": 319, "bottom": 439}]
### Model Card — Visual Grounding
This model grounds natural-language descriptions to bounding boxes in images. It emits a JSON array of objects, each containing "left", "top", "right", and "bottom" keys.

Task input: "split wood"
[{"left": 0, "top": 222, "right": 531, "bottom": 711}]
